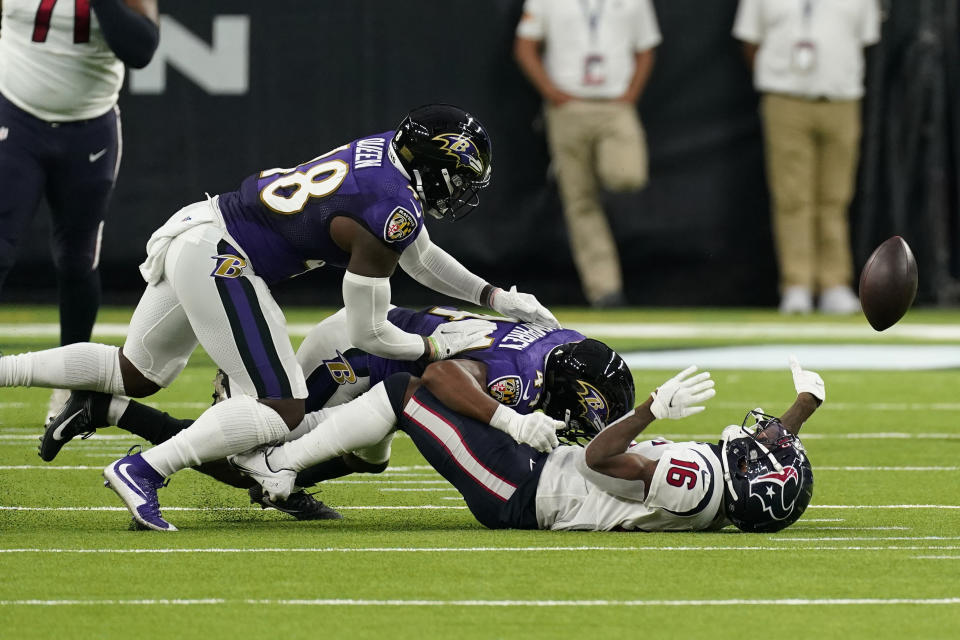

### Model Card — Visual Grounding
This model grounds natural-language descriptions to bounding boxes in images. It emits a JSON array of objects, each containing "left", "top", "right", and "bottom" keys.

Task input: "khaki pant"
[
  {"left": 544, "top": 100, "right": 648, "bottom": 303},
  {"left": 761, "top": 93, "right": 861, "bottom": 292}
]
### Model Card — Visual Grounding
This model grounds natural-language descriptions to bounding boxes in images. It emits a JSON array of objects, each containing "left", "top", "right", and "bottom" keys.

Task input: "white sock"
[
  {"left": 142, "top": 395, "right": 288, "bottom": 477},
  {"left": 278, "top": 408, "right": 328, "bottom": 443},
  {"left": 353, "top": 432, "right": 395, "bottom": 466},
  {"left": 0, "top": 343, "right": 125, "bottom": 394},
  {"left": 108, "top": 396, "right": 131, "bottom": 425},
  {"left": 269, "top": 382, "right": 397, "bottom": 472}
]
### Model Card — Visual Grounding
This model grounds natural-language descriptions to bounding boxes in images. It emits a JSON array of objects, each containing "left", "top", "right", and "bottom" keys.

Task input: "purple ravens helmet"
[
  {"left": 392, "top": 104, "right": 492, "bottom": 220},
  {"left": 540, "top": 339, "right": 635, "bottom": 446},
  {"left": 720, "top": 411, "right": 814, "bottom": 533}
]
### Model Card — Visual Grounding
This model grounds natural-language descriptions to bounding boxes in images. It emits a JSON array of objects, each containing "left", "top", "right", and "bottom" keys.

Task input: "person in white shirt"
[
  {"left": 733, "top": 0, "right": 882, "bottom": 315},
  {"left": 514, "top": 0, "right": 661, "bottom": 308},
  {"left": 233, "top": 359, "right": 822, "bottom": 534},
  {"left": 0, "top": 0, "right": 159, "bottom": 420}
]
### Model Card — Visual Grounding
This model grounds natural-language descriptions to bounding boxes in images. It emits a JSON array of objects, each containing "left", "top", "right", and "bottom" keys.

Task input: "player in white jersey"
[
  {"left": 0, "top": 0, "right": 158, "bottom": 419},
  {"left": 232, "top": 358, "right": 821, "bottom": 533}
]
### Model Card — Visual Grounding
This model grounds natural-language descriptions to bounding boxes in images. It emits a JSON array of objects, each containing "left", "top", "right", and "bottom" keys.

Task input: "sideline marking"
[{"left": 0, "top": 597, "right": 957, "bottom": 607}]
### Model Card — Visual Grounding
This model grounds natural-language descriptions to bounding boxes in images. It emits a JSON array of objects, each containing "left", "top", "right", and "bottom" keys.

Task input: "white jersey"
[
  {"left": 535, "top": 439, "right": 729, "bottom": 531},
  {"left": 0, "top": 0, "right": 124, "bottom": 121}
]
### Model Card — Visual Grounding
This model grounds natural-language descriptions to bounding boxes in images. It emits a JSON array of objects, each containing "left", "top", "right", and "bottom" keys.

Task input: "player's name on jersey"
[
  {"left": 354, "top": 138, "right": 386, "bottom": 169},
  {"left": 499, "top": 323, "right": 558, "bottom": 351}
]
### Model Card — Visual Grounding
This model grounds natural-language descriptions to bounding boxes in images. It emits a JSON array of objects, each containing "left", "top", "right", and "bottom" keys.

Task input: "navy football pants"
[
  {"left": 398, "top": 386, "right": 548, "bottom": 529},
  {"left": 0, "top": 91, "right": 120, "bottom": 344}
]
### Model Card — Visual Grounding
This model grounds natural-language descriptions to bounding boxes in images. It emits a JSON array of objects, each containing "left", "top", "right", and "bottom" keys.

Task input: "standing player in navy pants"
[{"left": 0, "top": 0, "right": 159, "bottom": 419}]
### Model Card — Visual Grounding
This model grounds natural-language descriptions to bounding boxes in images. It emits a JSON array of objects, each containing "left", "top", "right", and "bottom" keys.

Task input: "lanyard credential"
[{"left": 578, "top": 0, "right": 606, "bottom": 45}]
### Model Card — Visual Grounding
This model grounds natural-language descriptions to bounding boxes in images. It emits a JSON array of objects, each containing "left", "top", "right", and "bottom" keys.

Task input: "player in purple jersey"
[
  {"left": 2, "top": 104, "right": 560, "bottom": 531},
  {"left": 0, "top": 0, "right": 158, "bottom": 421},
  {"left": 36, "top": 305, "right": 633, "bottom": 524}
]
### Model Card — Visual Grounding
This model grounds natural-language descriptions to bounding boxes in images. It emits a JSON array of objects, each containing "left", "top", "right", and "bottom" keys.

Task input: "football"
[{"left": 858, "top": 236, "right": 918, "bottom": 331}]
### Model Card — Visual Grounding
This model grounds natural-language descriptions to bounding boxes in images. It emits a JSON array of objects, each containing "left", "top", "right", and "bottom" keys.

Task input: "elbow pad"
[{"left": 342, "top": 271, "right": 425, "bottom": 361}]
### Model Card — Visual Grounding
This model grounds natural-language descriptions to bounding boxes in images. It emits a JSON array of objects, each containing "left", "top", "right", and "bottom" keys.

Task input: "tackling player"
[
  {"left": 0, "top": 104, "right": 559, "bottom": 531},
  {"left": 0, "top": 0, "right": 159, "bottom": 421},
  {"left": 231, "top": 357, "right": 819, "bottom": 533},
  {"left": 39, "top": 305, "right": 634, "bottom": 524}
]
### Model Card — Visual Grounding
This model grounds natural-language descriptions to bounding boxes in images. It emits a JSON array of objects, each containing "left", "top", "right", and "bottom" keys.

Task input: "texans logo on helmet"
[
  {"left": 488, "top": 376, "right": 522, "bottom": 406},
  {"left": 750, "top": 466, "right": 801, "bottom": 521},
  {"left": 384, "top": 206, "right": 418, "bottom": 243},
  {"left": 432, "top": 133, "right": 484, "bottom": 175},
  {"left": 323, "top": 350, "right": 357, "bottom": 385},
  {"left": 211, "top": 254, "right": 247, "bottom": 279},
  {"left": 575, "top": 381, "right": 609, "bottom": 424}
]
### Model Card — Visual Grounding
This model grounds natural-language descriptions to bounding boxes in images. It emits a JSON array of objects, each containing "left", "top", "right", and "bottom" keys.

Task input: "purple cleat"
[{"left": 103, "top": 452, "right": 177, "bottom": 531}]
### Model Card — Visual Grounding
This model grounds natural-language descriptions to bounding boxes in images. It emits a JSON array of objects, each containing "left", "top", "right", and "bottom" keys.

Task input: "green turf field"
[{"left": 1, "top": 306, "right": 958, "bottom": 639}]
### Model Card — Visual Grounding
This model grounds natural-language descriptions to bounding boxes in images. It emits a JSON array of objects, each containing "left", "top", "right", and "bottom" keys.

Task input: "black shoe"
[
  {"left": 248, "top": 485, "right": 342, "bottom": 521},
  {"left": 38, "top": 391, "right": 110, "bottom": 462}
]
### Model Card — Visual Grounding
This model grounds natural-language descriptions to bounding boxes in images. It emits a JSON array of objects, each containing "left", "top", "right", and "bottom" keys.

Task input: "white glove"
[
  {"left": 427, "top": 319, "right": 496, "bottom": 361},
  {"left": 489, "top": 405, "right": 561, "bottom": 452},
  {"left": 490, "top": 285, "right": 560, "bottom": 329},
  {"left": 789, "top": 355, "right": 825, "bottom": 403},
  {"left": 650, "top": 365, "right": 716, "bottom": 420}
]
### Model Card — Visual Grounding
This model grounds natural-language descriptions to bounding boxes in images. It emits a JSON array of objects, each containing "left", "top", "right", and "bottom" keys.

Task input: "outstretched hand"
[
  {"left": 789, "top": 355, "right": 825, "bottom": 404},
  {"left": 649, "top": 365, "right": 716, "bottom": 420}
]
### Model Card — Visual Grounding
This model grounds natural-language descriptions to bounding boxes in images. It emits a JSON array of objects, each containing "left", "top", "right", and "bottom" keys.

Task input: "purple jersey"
[
  {"left": 216, "top": 131, "right": 423, "bottom": 285},
  {"left": 372, "top": 307, "right": 586, "bottom": 415}
]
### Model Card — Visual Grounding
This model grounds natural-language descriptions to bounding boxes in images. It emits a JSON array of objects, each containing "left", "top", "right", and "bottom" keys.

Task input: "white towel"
[{"left": 138, "top": 196, "right": 218, "bottom": 285}]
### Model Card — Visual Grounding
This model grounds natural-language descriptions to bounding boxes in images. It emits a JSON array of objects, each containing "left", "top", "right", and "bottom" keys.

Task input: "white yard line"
[
  {"left": 0, "top": 597, "right": 957, "bottom": 607},
  {"left": 0, "top": 505, "right": 467, "bottom": 512},
  {"left": 380, "top": 488, "right": 459, "bottom": 492},
  {"left": 3, "top": 504, "right": 956, "bottom": 513},
  {"left": 1, "top": 465, "right": 953, "bottom": 473},
  {"left": 810, "top": 505, "right": 960, "bottom": 509},
  {"left": 5, "top": 321, "right": 960, "bottom": 341},
  {"left": 0, "top": 546, "right": 959, "bottom": 554},
  {"left": 4, "top": 432, "right": 960, "bottom": 443}
]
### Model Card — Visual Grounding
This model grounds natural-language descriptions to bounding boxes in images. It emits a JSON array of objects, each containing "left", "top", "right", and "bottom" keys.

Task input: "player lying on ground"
[
  {"left": 40, "top": 306, "right": 635, "bottom": 525},
  {"left": 232, "top": 359, "right": 819, "bottom": 532},
  {"left": 0, "top": 104, "right": 559, "bottom": 531}
]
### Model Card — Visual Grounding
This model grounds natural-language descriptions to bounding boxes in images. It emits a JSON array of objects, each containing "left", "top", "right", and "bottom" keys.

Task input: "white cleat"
[{"left": 228, "top": 447, "right": 296, "bottom": 502}]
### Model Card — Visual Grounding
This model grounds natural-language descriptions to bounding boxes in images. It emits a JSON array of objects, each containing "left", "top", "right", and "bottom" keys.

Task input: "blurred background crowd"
[{"left": 2, "top": 0, "right": 958, "bottom": 313}]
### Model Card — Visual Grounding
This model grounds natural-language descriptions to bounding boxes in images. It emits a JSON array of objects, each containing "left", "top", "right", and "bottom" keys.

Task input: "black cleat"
[
  {"left": 38, "top": 391, "right": 110, "bottom": 462},
  {"left": 248, "top": 485, "right": 342, "bottom": 521}
]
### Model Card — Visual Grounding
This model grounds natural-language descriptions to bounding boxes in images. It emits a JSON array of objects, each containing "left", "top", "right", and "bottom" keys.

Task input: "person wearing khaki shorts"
[
  {"left": 734, "top": 0, "right": 881, "bottom": 315},
  {"left": 515, "top": 0, "right": 661, "bottom": 307}
]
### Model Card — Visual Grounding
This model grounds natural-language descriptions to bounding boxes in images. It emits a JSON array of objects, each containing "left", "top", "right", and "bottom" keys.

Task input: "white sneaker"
[
  {"left": 228, "top": 447, "right": 296, "bottom": 501},
  {"left": 779, "top": 286, "right": 813, "bottom": 315},
  {"left": 819, "top": 286, "right": 861, "bottom": 315},
  {"left": 46, "top": 388, "right": 70, "bottom": 424}
]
